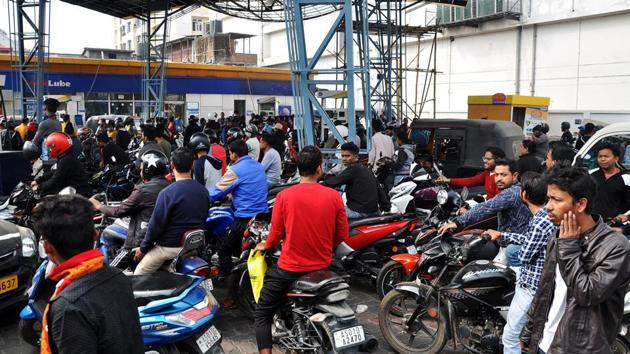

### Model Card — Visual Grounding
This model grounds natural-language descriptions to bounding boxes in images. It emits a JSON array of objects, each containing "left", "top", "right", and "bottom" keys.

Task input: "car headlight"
[
  {"left": 18, "top": 226, "right": 37, "bottom": 258},
  {"left": 436, "top": 190, "right": 449, "bottom": 205}
]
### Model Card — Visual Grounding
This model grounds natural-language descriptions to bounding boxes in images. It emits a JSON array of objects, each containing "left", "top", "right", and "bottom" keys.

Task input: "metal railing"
[{"left": 436, "top": 0, "right": 521, "bottom": 25}]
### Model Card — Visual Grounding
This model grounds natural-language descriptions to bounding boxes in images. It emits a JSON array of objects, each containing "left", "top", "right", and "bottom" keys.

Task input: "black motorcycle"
[{"left": 378, "top": 234, "right": 514, "bottom": 354}]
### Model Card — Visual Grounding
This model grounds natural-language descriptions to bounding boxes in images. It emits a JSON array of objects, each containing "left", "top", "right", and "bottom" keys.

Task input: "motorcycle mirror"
[{"left": 460, "top": 187, "right": 469, "bottom": 201}]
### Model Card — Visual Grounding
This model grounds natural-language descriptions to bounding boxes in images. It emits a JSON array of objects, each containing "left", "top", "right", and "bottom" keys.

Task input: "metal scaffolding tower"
[
  {"left": 9, "top": 0, "right": 49, "bottom": 121},
  {"left": 283, "top": 0, "right": 372, "bottom": 154},
  {"left": 142, "top": 1, "right": 172, "bottom": 121}
]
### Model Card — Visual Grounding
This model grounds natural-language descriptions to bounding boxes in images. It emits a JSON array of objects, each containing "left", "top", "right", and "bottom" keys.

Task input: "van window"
[
  {"left": 434, "top": 129, "right": 466, "bottom": 164},
  {"left": 580, "top": 134, "right": 630, "bottom": 170}
]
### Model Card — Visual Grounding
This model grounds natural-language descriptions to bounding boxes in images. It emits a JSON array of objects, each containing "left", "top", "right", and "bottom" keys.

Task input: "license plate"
[
  {"left": 333, "top": 325, "right": 365, "bottom": 349},
  {"left": 0, "top": 274, "right": 18, "bottom": 295},
  {"left": 196, "top": 325, "right": 221, "bottom": 353},
  {"left": 406, "top": 245, "right": 418, "bottom": 255},
  {"left": 201, "top": 279, "right": 214, "bottom": 292}
]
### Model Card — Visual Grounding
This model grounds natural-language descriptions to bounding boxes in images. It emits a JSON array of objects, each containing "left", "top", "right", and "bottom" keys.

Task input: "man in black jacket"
[
  {"left": 517, "top": 139, "right": 542, "bottom": 177},
  {"left": 32, "top": 132, "right": 91, "bottom": 197},
  {"left": 90, "top": 150, "right": 170, "bottom": 269},
  {"left": 97, "top": 133, "right": 130, "bottom": 168},
  {"left": 323, "top": 142, "right": 390, "bottom": 219},
  {"left": 183, "top": 115, "right": 202, "bottom": 147},
  {"left": 35, "top": 195, "right": 143, "bottom": 354},
  {"left": 521, "top": 166, "right": 630, "bottom": 354}
]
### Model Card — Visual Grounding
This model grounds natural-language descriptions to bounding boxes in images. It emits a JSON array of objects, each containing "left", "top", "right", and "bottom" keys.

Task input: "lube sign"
[{"left": 47, "top": 79, "right": 71, "bottom": 87}]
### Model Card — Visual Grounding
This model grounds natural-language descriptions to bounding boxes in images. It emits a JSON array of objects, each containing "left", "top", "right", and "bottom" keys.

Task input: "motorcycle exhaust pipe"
[{"left": 359, "top": 335, "right": 378, "bottom": 353}]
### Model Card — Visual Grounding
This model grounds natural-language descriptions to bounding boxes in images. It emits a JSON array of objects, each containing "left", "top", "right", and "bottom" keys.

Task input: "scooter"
[{"left": 19, "top": 257, "right": 224, "bottom": 353}]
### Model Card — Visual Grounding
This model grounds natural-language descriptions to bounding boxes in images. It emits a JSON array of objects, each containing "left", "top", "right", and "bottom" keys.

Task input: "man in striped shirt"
[
  {"left": 439, "top": 159, "right": 531, "bottom": 236},
  {"left": 483, "top": 171, "right": 557, "bottom": 354}
]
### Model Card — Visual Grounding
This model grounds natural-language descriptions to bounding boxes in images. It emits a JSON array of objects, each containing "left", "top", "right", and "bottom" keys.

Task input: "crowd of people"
[{"left": 6, "top": 97, "right": 630, "bottom": 354}]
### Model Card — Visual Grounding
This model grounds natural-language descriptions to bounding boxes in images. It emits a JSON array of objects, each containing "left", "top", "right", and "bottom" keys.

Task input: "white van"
[{"left": 574, "top": 122, "right": 630, "bottom": 170}]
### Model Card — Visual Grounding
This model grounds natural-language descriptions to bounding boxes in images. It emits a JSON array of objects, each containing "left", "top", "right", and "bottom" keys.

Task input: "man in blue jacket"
[{"left": 210, "top": 139, "right": 268, "bottom": 279}]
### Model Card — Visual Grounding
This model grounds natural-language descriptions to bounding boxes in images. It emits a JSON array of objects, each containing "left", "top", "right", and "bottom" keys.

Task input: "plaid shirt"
[
  {"left": 501, "top": 208, "right": 557, "bottom": 291},
  {"left": 455, "top": 183, "right": 531, "bottom": 234}
]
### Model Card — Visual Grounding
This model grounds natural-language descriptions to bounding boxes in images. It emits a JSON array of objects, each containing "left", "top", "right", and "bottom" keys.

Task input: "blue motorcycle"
[{"left": 19, "top": 257, "right": 224, "bottom": 353}]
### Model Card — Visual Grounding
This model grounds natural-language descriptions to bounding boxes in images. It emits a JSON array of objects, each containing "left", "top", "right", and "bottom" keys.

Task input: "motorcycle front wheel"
[
  {"left": 378, "top": 286, "right": 446, "bottom": 354},
  {"left": 231, "top": 267, "right": 256, "bottom": 319},
  {"left": 376, "top": 261, "right": 405, "bottom": 299}
]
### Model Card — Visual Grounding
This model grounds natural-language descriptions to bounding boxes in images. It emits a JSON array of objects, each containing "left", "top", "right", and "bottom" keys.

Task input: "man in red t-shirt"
[
  {"left": 253, "top": 146, "right": 349, "bottom": 354},
  {"left": 436, "top": 146, "right": 505, "bottom": 199}
]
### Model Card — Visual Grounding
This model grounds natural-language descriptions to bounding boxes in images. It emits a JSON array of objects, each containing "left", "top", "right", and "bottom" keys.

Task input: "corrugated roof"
[{"left": 60, "top": 0, "right": 198, "bottom": 19}]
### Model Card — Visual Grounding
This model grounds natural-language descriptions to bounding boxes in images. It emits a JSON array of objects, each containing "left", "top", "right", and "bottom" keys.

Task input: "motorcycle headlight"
[
  {"left": 436, "top": 190, "right": 449, "bottom": 205},
  {"left": 18, "top": 226, "right": 37, "bottom": 258}
]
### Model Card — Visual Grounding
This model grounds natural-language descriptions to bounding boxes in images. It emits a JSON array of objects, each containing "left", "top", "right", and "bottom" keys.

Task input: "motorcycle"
[
  {"left": 19, "top": 258, "right": 224, "bottom": 353},
  {"left": 91, "top": 163, "right": 139, "bottom": 201},
  {"left": 271, "top": 270, "right": 379, "bottom": 353},
  {"left": 374, "top": 185, "right": 499, "bottom": 299},
  {"left": 378, "top": 234, "right": 512, "bottom": 354},
  {"left": 615, "top": 292, "right": 630, "bottom": 353}
]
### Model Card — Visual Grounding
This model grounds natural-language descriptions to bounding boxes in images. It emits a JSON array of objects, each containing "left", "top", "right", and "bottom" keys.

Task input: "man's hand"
[
  {"left": 559, "top": 211, "right": 581, "bottom": 239},
  {"left": 254, "top": 242, "right": 267, "bottom": 252},
  {"left": 88, "top": 197, "right": 102, "bottom": 210},
  {"left": 614, "top": 214, "right": 629, "bottom": 224},
  {"left": 456, "top": 207, "right": 468, "bottom": 216},
  {"left": 132, "top": 247, "right": 145, "bottom": 261},
  {"left": 436, "top": 176, "right": 450, "bottom": 184},
  {"left": 438, "top": 222, "right": 458, "bottom": 234},
  {"left": 483, "top": 229, "right": 501, "bottom": 241}
]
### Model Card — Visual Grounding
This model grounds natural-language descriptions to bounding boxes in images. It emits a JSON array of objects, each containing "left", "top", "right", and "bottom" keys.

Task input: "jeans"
[
  {"left": 346, "top": 206, "right": 375, "bottom": 220},
  {"left": 506, "top": 244, "right": 522, "bottom": 267},
  {"left": 218, "top": 217, "right": 251, "bottom": 274},
  {"left": 502, "top": 285, "right": 536, "bottom": 354}
]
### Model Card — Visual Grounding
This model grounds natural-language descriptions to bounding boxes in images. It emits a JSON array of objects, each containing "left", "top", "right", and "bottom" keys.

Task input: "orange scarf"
[{"left": 40, "top": 249, "right": 104, "bottom": 354}]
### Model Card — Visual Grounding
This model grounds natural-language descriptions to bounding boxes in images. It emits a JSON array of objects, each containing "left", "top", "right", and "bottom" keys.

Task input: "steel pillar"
[
  {"left": 142, "top": 0, "right": 171, "bottom": 121},
  {"left": 284, "top": 0, "right": 371, "bottom": 155},
  {"left": 12, "top": 0, "right": 48, "bottom": 121}
]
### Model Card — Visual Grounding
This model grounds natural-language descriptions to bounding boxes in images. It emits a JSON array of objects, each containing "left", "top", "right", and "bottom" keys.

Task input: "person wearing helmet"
[
  {"left": 26, "top": 121, "right": 38, "bottom": 142},
  {"left": 244, "top": 123, "right": 261, "bottom": 161},
  {"left": 33, "top": 98, "right": 62, "bottom": 165},
  {"left": 89, "top": 150, "right": 170, "bottom": 269},
  {"left": 189, "top": 132, "right": 223, "bottom": 189},
  {"left": 560, "top": 121, "right": 574, "bottom": 146},
  {"left": 31, "top": 132, "right": 91, "bottom": 197},
  {"left": 133, "top": 148, "right": 210, "bottom": 274},
  {"left": 206, "top": 130, "right": 227, "bottom": 175}
]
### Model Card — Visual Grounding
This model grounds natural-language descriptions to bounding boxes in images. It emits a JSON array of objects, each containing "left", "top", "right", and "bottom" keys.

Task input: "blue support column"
[{"left": 284, "top": 0, "right": 371, "bottom": 157}]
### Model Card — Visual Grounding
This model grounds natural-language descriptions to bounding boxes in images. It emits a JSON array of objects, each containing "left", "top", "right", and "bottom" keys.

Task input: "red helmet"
[
  {"left": 45, "top": 132, "right": 73, "bottom": 159},
  {"left": 27, "top": 121, "right": 38, "bottom": 133}
]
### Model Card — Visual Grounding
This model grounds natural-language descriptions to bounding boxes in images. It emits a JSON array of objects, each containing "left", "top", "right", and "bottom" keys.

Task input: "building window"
[
  {"left": 127, "top": 22, "right": 131, "bottom": 33},
  {"left": 121, "top": 25, "right": 125, "bottom": 36},
  {"left": 192, "top": 19, "right": 203, "bottom": 32},
  {"left": 127, "top": 40, "right": 132, "bottom": 50},
  {"left": 121, "top": 43, "right": 126, "bottom": 50},
  {"left": 136, "top": 35, "right": 141, "bottom": 44}
]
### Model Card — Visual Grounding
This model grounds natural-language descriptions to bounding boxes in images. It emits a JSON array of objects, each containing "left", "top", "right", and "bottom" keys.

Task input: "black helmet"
[
  {"left": 204, "top": 129, "right": 219, "bottom": 143},
  {"left": 189, "top": 132, "right": 211, "bottom": 152},
  {"left": 22, "top": 141, "right": 40, "bottom": 161},
  {"left": 561, "top": 121, "right": 570, "bottom": 130},
  {"left": 244, "top": 123, "right": 258, "bottom": 138},
  {"left": 140, "top": 150, "right": 168, "bottom": 179},
  {"left": 226, "top": 127, "right": 243, "bottom": 143},
  {"left": 541, "top": 123, "right": 550, "bottom": 134}
]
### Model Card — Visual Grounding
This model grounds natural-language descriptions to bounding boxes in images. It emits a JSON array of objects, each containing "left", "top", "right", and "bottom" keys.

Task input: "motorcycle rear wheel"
[
  {"left": 232, "top": 268, "right": 256, "bottom": 319},
  {"left": 376, "top": 261, "right": 405, "bottom": 299},
  {"left": 379, "top": 287, "right": 446, "bottom": 354}
]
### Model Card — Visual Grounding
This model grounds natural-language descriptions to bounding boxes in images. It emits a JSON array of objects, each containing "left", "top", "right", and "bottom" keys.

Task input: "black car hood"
[{"left": 0, "top": 220, "right": 22, "bottom": 255}]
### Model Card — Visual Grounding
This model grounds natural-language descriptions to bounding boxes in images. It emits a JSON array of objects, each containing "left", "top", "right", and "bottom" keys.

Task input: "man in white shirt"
[{"left": 367, "top": 119, "right": 395, "bottom": 171}]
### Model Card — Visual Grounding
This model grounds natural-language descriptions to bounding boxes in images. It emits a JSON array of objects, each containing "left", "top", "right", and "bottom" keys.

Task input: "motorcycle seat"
[
  {"left": 290, "top": 270, "right": 346, "bottom": 293},
  {"left": 348, "top": 214, "right": 406, "bottom": 229},
  {"left": 130, "top": 271, "right": 194, "bottom": 306}
]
